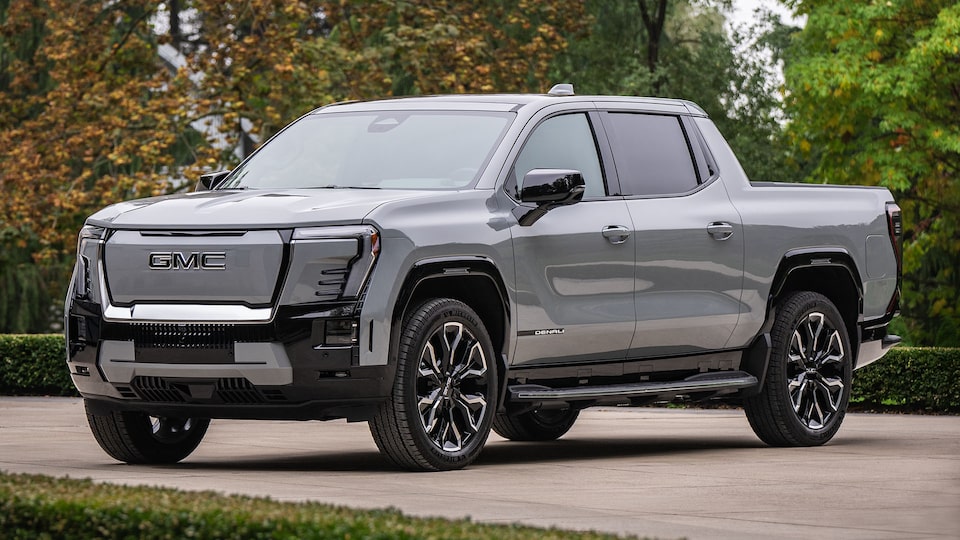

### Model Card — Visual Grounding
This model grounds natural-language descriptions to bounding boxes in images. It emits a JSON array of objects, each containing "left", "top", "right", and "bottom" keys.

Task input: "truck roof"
[{"left": 315, "top": 93, "right": 709, "bottom": 117}]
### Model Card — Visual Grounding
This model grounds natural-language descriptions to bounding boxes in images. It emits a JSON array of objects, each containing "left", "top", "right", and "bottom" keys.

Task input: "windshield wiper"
[{"left": 313, "top": 185, "right": 381, "bottom": 190}]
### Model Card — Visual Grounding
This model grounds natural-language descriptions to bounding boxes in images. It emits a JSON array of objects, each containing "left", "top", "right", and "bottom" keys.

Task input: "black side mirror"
[
  {"left": 517, "top": 169, "right": 585, "bottom": 226},
  {"left": 196, "top": 170, "right": 231, "bottom": 191}
]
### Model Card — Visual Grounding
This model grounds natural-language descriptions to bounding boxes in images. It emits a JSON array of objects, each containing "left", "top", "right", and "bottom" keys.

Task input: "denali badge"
[
  {"left": 518, "top": 328, "right": 566, "bottom": 336},
  {"left": 148, "top": 251, "right": 226, "bottom": 270}
]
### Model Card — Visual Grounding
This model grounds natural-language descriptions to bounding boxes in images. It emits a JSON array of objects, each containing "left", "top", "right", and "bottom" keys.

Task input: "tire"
[
  {"left": 85, "top": 400, "right": 209, "bottom": 464},
  {"left": 493, "top": 408, "right": 579, "bottom": 441},
  {"left": 369, "top": 298, "right": 498, "bottom": 471},
  {"left": 744, "top": 291, "right": 852, "bottom": 447}
]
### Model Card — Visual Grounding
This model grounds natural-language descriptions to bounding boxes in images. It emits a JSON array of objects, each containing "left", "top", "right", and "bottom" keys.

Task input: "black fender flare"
[{"left": 390, "top": 256, "right": 512, "bottom": 408}]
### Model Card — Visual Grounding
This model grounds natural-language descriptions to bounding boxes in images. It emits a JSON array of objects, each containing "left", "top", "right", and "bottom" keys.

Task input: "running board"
[{"left": 508, "top": 371, "right": 758, "bottom": 402}]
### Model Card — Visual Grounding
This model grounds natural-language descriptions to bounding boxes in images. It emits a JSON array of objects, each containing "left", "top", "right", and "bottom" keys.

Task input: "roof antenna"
[{"left": 548, "top": 83, "right": 575, "bottom": 96}]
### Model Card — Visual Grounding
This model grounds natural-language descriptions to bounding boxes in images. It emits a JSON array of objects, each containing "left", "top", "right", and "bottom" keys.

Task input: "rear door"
[
  {"left": 508, "top": 111, "right": 636, "bottom": 366},
  {"left": 599, "top": 110, "right": 745, "bottom": 358}
]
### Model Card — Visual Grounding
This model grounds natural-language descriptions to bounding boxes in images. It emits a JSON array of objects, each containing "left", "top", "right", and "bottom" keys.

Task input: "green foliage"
[
  {"left": 0, "top": 334, "right": 73, "bottom": 396},
  {"left": 784, "top": 1, "right": 960, "bottom": 345},
  {"left": 0, "top": 472, "right": 635, "bottom": 540},
  {"left": 554, "top": 0, "right": 799, "bottom": 183},
  {"left": 852, "top": 348, "right": 960, "bottom": 412}
]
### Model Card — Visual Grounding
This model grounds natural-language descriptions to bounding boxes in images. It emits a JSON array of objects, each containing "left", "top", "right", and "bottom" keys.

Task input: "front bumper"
[{"left": 66, "top": 299, "right": 393, "bottom": 421}]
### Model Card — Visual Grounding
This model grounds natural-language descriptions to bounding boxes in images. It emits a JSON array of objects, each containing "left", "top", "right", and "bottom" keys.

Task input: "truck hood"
[{"left": 87, "top": 188, "right": 440, "bottom": 229}]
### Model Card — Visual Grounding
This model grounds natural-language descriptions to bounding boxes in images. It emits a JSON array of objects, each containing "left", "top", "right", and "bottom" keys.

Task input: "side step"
[{"left": 508, "top": 371, "right": 758, "bottom": 402}]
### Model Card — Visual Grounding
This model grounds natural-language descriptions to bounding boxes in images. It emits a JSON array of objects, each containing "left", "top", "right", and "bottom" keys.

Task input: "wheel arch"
[
  {"left": 742, "top": 248, "right": 864, "bottom": 394},
  {"left": 770, "top": 248, "right": 862, "bottom": 355},
  {"left": 391, "top": 256, "right": 511, "bottom": 403}
]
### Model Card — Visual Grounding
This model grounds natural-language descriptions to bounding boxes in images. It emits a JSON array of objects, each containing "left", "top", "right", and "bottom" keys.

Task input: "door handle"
[
  {"left": 707, "top": 222, "right": 734, "bottom": 241},
  {"left": 602, "top": 225, "right": 631, "bottom": 245}
]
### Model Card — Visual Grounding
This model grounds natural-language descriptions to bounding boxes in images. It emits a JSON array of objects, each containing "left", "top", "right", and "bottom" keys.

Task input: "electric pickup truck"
[{"left": 66, "top": 86, "right": 902, "bottom": 471}]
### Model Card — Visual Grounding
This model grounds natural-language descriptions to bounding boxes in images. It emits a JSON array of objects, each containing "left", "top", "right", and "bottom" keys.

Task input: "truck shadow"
[{"left": 175, "top": 434, "right": 802, "bottom": 472}]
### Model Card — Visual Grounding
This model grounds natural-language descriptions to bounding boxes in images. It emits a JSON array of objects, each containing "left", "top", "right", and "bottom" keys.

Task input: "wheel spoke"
[
  {"left": 440, "top": 322, "right": 464, "bottom": 373},
  {"left": 452, "top": 390, "right": 486, "bottom": 434},
  {"left": 457, "top": 343, "right": 488, "bottom": 381},
  {"left": 445, "top": 408, "right": 464, "bottom": 451},
  {"left": 808, "top": 313, "right": 824, "bottom": 354},
  {"left": 788, "top": 373, "right": 806, "bottom": 413},
  {"left": 818, "top": 377, "right": 844, "bottom": 412},
  {"left": 418, "top": 342, "right": 443, "bottom": 385},
  {"left": 790, "top": 330, "right": 807, "bottom": 368},
  {"left": 819, "top": 330, "right": 845, "bottom": 366},
  {"left": 418, "top": 388, "right": 444, "bottom": 433}
]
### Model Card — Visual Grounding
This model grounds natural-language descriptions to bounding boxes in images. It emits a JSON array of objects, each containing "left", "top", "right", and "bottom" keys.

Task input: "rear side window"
[{"left": 604, "top": 113, "right": 698, "bottom": 197}]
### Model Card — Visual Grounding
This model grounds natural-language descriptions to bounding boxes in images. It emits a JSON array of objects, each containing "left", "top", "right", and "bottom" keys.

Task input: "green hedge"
[
  {"left": 1, "top": 334, "right": 957, "bottom": 412},
  {"left": 852, "top": 347, "right": 960, "bottom": 412},
  {"left": 0, "top": 334, "right": 74, "bottom": 397},
  {"left": 0, "top": 472, "right": 634, "bottom": 540}
]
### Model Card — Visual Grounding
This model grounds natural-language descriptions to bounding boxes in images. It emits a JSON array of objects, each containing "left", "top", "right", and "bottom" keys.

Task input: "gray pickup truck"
[{"left": 66, "top": 86, "right": 902, "bottom": 471}]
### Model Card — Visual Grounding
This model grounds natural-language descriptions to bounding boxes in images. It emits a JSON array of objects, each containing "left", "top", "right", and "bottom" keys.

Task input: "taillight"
[{"left": 885, "top": 202, "right": 902, "bottom": 315}]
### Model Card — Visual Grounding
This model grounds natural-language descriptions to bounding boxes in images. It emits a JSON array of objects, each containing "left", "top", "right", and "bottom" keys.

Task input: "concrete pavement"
[{"left": 1, "top": 397, "right": 958, "bottom": 539}]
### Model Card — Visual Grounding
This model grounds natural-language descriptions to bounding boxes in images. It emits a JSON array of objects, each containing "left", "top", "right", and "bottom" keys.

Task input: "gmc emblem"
[{"left": 148, "top": 251, "right": 226, "bottom": 270}]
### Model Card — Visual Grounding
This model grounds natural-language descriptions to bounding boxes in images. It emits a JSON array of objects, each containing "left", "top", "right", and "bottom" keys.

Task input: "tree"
[
  {"left": 312, "top": 0, "right": 586, "bottom": 98},
  {"left": 553, "top": 0, "right": 794, "bottom": 183},
  {"left": 783, "top": 1, "right": 960, "bottom": 345}
]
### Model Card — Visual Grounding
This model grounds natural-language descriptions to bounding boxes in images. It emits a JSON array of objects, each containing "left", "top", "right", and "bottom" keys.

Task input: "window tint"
[
  {"left": 605, "top": 113, "right": 698, "bottom": 196},
  {"left": 513, "top": 113, "right": 606, "bottom": 199}
]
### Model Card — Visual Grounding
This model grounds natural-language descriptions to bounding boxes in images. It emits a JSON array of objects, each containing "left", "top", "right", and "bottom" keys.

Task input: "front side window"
[
  {"left": 605, "top": 113, "right": 699, "bottom": 197},
  {"left": 512, "top": 113, "right": 606, "bottom": 199},
  {"left": 220, "top": 111, "right": 514, "bottom": 190}
]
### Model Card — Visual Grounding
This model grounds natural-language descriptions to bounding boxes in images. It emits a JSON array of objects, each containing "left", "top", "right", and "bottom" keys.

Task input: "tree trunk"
[{"left": 637, "top": 0, "right": 669, "bottom": 94}]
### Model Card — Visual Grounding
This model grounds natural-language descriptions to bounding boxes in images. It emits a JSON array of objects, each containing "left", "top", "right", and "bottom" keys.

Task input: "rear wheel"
[
  {"left": 369, "top": 298, "right": 498, "bottom": 471},
  {"left": 744, "top": 291, "right": 852, "bottom": 446},
  {"left": 85, "top": 400, "right": 209, "bottom": 464},
  {"left": 493, "top": 408, "right": 579, "bottom": 441}
]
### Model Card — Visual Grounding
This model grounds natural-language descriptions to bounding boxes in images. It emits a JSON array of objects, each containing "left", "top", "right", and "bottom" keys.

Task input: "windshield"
[{"left": 219, "top": 111, "right": 514, "bottom": 190}]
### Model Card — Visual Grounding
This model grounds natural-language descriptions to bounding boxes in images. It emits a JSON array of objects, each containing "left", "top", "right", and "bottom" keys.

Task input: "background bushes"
[
  {"left": 1, "top": 335, "right": 957, "bottom": 412},
  {"left": 0, "top": 334, "right": 72, "bottom": 396},
  {"left": 851, "top": 348, "right": 960, "bottom": 412}
]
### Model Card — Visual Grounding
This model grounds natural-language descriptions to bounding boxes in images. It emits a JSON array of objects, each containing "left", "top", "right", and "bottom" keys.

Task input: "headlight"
[
  {"left": 75, "top": 225, "right": 106, "bottom": 299},
  {"left": 281, "top": 225, "right": 380, "bottom": 305}
]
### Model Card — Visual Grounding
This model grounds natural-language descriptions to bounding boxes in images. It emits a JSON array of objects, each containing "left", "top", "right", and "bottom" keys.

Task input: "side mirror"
[
  {"left": 196, "top": 170, "right": 231, "bottom": 191},
  {"left": 517, "top": 169, "right": 585, "bottom": 226}
]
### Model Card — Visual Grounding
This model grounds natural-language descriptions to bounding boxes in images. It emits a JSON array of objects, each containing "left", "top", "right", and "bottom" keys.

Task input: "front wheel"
[
  {"left": 369, "top": 298, "right": 498, "bottom": 471},
  {"left": 744, "top": 291, "right": 852, "bottom": 447},
  {"left": 85, "top": 400, "right": 209, "bottom": 464}
]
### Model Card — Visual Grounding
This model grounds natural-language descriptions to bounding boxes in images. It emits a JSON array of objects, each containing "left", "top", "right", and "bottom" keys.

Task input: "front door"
[{"left": 508, "top": 112, "right": 636, "bottom": 366}]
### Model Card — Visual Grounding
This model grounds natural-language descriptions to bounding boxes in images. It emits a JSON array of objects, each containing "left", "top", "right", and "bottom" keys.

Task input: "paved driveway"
[{"left": 1, "top": 397, "right": 958, "bottom": 539}]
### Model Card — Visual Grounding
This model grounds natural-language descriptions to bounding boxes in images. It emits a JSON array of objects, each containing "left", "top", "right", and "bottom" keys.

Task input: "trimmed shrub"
[
  {"left": 0, "top": 334, "right": 74, "bottom": 396},
  {"left": 0, "top": 472, "right": 633, "bottom": 540},
  {"left": 852, "top": 347, "right": 960, "bottom": 412}
]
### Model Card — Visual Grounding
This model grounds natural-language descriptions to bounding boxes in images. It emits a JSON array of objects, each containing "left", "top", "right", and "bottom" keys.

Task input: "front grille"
[{"left": 126, "top": 323, "right": 272, "bottom": 350}]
